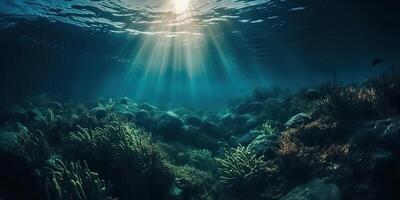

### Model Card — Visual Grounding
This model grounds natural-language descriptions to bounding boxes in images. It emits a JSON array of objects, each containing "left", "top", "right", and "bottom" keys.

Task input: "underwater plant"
[
  {"left": 12, "top": 124, "right": 49, "bottom": 165},
  {"left": 260, "top": 121, "right": 277, "bottom": 136},
  {"left": 186, "top": 148, "right": 218, "bottom": 173},
  {"left": 46, "top": 159, "right": 117, "bottom": 200},
  {"left": 65, "top": 120, "right": 173, "bottom": 200},
  {"left": 278, "top": 120, "right": 351, "bottom": 181},
  {"left": 318, "top": 83, "right": 381, "bottom": 120},
  {"left": 216, "top": 144, "right": 267, "bottom": 197},
  {"left": 168, "top": 164, "right": 216, "bottom": 199}
]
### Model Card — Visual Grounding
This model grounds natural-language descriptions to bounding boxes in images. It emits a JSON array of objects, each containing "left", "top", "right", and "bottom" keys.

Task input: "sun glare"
[
  {"left": 173, "top": 0, "right": 190, "bottom": 14},
  {"left": 122, "top": 0, "right": 241, "bottom": 106}
]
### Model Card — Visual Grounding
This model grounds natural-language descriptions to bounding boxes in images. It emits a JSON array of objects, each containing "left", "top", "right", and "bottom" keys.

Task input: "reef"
[{"left": 1, "top": 74, "right": 400, "bottom": 200}]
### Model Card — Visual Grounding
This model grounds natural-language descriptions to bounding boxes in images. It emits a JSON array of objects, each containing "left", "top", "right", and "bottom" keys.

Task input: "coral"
[
  {"left": 278, "top": 122, "right": 351, "bottom": 180},
  {"left": 46, "top": 159, "right": 117, "bottom": 200},
  {"left": 216, "top": 144, "right": 267, "bottom": 197},
  {"left": 278, "top": 128, "right": 301, "bottom": 157},
  {"left": 318, "top": 83, "right": 382, "bottom": 120}
]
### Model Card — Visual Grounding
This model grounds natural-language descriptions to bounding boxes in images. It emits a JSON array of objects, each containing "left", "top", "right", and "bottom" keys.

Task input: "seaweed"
[
  {"left": 216, "top": 145, "right": 268, "bottom": 198},
  {"left": 64, "top": 120, "right": 173, "bottom": 200},
  {"left": 12, "top": 124, "right": 50, "bottom": 166},
  {"left": 46, "top": 159, "right": 117, "bottom": 200}
]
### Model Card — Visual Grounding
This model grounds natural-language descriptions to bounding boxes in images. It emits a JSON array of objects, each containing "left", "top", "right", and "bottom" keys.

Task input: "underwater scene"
[{"left": 1, "top": 0, "right": 400, "bottom": 199}]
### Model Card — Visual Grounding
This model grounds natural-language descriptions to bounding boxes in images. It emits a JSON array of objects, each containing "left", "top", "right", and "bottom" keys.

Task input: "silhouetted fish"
[{"left": 371, "top": 58, "right": 385, "bottom": 66}]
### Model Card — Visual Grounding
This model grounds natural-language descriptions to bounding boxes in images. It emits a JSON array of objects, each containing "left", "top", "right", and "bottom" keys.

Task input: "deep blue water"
[{"left": 1, "top": 0, "right": 400, "bottom": 110}]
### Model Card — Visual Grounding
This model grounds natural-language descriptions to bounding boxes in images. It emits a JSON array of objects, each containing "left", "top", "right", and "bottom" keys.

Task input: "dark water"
[
  {"left": 1, "top": 1, "right": 400, "bottom": 200},
  {"left": 1, "top": 0, "right": 399, "bottom": 110}
]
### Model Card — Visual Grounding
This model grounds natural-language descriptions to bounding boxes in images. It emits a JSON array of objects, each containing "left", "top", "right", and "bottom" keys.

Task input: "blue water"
[{"left": 1, "top": 0, "right": 399, "bottom": 110}]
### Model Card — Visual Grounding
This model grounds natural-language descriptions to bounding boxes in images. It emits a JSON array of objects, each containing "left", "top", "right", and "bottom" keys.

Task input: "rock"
[
  {"left": 263, "top": 98, "right": 286, "bottom": 120},
  {"left": 248, "top": 134, "right": 278, "bottom": 158},
  {"left": 281, "top": 178, "right": 341, "bottom": 200},
  {"left": 200, "top": 120, "right": 220, "bottom": 136},
  {"left": 244, "top": 117, "right": 263, "bottom": 130},
  {"left": 90, "top": 107, "right": 107, "bottom": 119},
  {"left": 134, "top": 109, "right": 154, "bottom": 129},
  {"left": 235, "top": 114, "right": 254, "bottom": 126},
  {"left": 155, "top": 111, "right": 184, "bottom": 137},
  {"left": 219, "top": 113, "right": 234, "bottom": 124},
  {"left": 285, "top": 113, "right": 311, "bottom": 127},
  {"left": 139, "top": 103, "right": 159, "bottom": 112},
  {"left": 236, "top": 101, "right": 264, "bottom": 114},
  {"left": 182, "top": 126, "right": 219, "bottom": 150},
  {"left": 119, "top": 97, "right": 130, "bottom": 105},
  {"left": 173, "top": 108, "right": 196, "bottom": 118},
  {"left": 236, "top": 130, "right": 263, "bottom": 145},
  {"left": 186, "top": 115, "right": 203, "bottom": 127},
  {"left": 111, "top": 104, "right": 135, "bottom": 120},
  {"left": 354, "top": 118, "right": 400, "bottom": 150}
]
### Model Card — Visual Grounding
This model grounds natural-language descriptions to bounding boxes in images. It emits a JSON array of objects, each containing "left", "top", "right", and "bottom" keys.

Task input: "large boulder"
[
  {"left": 90, "top": 107, "right": 107, "bottom": 119},
  {"left": 353, "top": 118, "right": 400, "bottom": 150},
  {"left": 155, "top": 111, "right": 184, "bottom": 138},
  {"left": 134, "top": 109, "right": 155, "bottom": 130},
  {"left": 281, "top": 178, "right": 341, "bottom": 200},
  {"left": 248, "top": 134, "right": 279, "bottom": 158},
  {"left": 200, "top": 120, "right": 221, "bottom": 136},
  {"left": 112, "top": 103, "right": 135, "bottom": 120},
  {"left": 185, "top": 115, "right": 203, "bottom": 127}
]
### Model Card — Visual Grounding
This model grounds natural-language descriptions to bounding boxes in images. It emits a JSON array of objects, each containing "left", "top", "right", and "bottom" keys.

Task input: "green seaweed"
[
  {"left": 64, "top": 120, "right": 173, "bottom": 200},
  {"left": 47, "top": 159, "right": 117, "bottom": 200},
  {"left": 216, "top": 144, "right": 267, "bottom": 198},
  {"left": 12, "top": 124, "right": 49, "bottom": 165}
]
